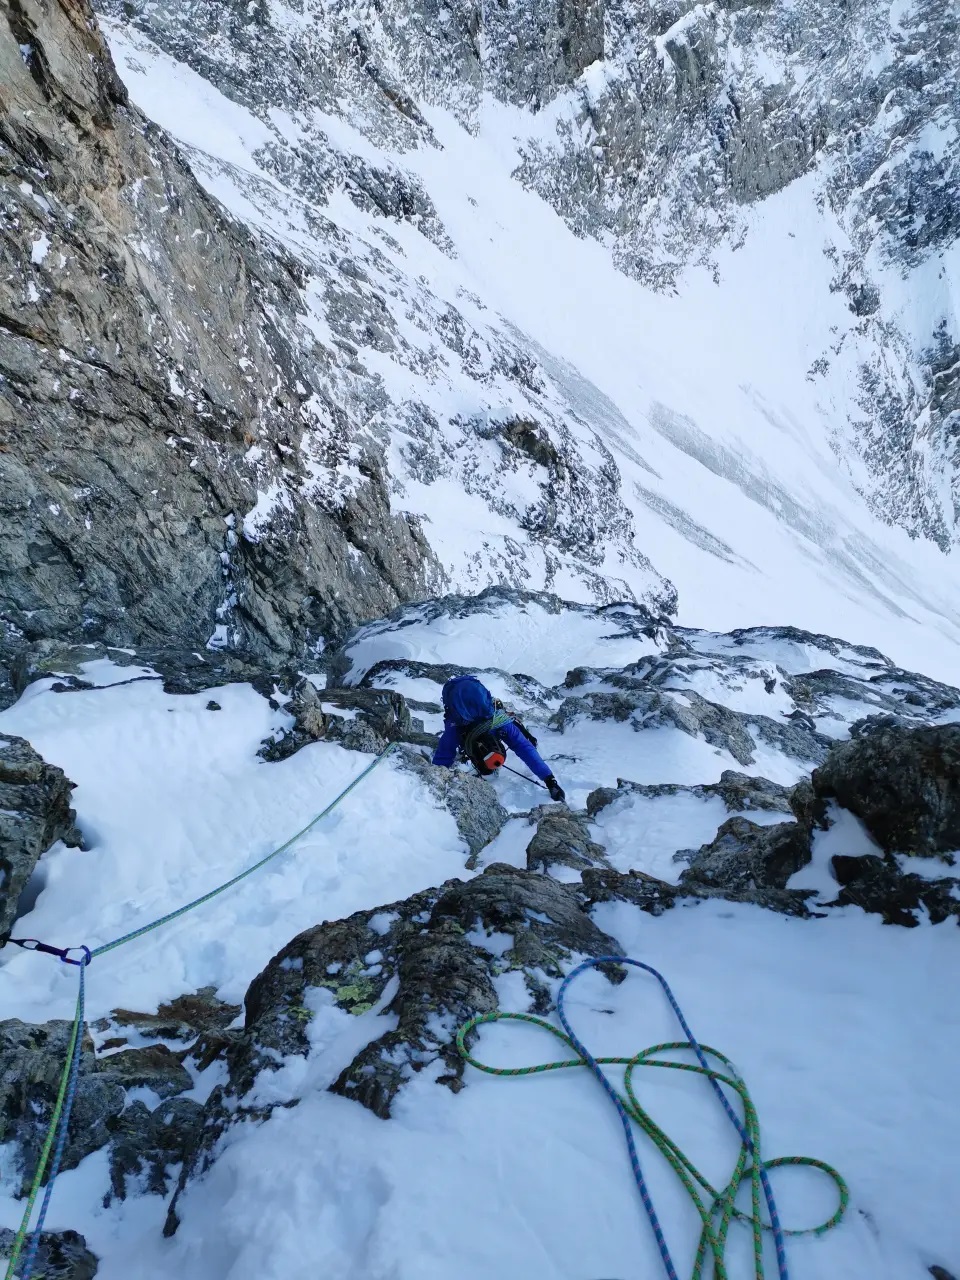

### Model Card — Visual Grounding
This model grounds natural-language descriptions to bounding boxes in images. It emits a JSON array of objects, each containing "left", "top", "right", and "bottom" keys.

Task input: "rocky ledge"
[
  {"left": 0, "top": 734, "right": 82, "bottom": 942},
  {"left": 2, "top": 601, "right": 958, "bottom": 1276},
  {"left": 2, "top": 713, "right": 957, "bottom": 1272}
]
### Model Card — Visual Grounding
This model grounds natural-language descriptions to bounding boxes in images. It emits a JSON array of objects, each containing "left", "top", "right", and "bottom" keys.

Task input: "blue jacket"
[{"left": 432, "top": 716, "right": 553, "bottom": 781}]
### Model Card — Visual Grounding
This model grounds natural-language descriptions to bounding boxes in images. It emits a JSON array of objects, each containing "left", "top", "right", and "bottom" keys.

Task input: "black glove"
[{"left": 545, "top": 775, "right": 565, "bottom": 803}]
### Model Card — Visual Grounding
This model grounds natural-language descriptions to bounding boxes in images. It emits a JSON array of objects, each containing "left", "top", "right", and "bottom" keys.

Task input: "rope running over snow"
[
  {"left": 3, "top": 743, "right": 399, "bottom": 1280},
  {"left": 457, "top": 955, "right": 848, "bottom": 1280}
]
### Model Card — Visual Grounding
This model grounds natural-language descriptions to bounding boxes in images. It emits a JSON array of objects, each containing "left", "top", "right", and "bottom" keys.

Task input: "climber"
[{"left": 432, "top": 674, "right": 566, "bottom": 802}]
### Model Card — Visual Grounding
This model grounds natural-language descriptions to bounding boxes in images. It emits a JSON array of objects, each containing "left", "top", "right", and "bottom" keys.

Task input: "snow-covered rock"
[
  {"left": 0, "top": 734, "right": 82, "bottom": 941},
  {"left": 0, "top": 0, "right": 439, "bottom": 679},
  {"left": 77, "top": 0, "right": 960, "bottom": 672},
  {"left": 1, "top": 590, "right": 959, "bottom": 1280},
  {"left": 0, "top": 1227, "right": 96, "bottom": 1280},
  {"left": 812, "top": 719, "right": 960, "bottom": 857}
]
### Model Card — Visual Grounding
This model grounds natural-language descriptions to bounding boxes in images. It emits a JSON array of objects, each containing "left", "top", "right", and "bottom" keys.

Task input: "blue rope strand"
[
  {"left": 17, "top": 958, "right": 88, "bottom": 1280},
  {"left": 556, "top": 956, "right": 790, "bottom": 1280},
  {"left": 639, "top": 959, "right": 789, "bottom": 1274},
  {"left": 6, "top": 746, "right": 398, "bottom": 1280}
]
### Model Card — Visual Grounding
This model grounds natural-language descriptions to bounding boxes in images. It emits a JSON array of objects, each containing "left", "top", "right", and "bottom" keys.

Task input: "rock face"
[
  {"left": 0, "top": 0, "right": 438, "bottom": 679},
  {"left": 0, "top": 734, "right": 82, "bottom": 942},
  {"left": 525, "top": 805, "right": 610, "bottom": 875},
  {"left": 0, "top": 987, "right": 240, "bottom": 1210},
  {"left": 516, "top": 0, "right": 960, "bottom": 546},
  {"left": 813, "top": 720, "right": 960, "bottom": 856},
  {"left": 2, "top": 0, "right": 681, "bottom": 700},
  {"left": 98, "top": 0, "right": 960, "bottom": 557},
  {"left": 829, "top": 853, "right": 960, "bottom": 928},
  {"left": 0, "top": 1227, "right": 97, "bottom": 1280}
]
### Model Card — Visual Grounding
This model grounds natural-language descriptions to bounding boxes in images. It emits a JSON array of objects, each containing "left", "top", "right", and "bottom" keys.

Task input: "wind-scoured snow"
[
  {"left": 342, "top": 596, "right": 662, "bottom": 688},
  {"left": 594, "top": 789, "right": 787, "bottom": 882},
  {"left": 0, "top": 674, "right": 467, "bottom": 1017}
]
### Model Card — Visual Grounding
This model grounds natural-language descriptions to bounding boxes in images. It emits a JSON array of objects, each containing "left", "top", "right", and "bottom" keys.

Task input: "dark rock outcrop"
[
  {"left": 783, "top": 665, "right": 960, "bottom": 726},
  {"left": 708, "top": 771, "right": 794, "bottom": 814},
  {"left": 259, "top": 679, "right": 434, "bottom": 762},
  {"left": 525, "top": 805, "right": 610, "bottom": 875},
  {"left": 813, "top": 720, "right": 960, "bottom": 856},
  {"left": 677, "top": 817, "right": 812, "bottom": 897},
  {"left": 552, "top": 686, "right": 758, "bottom": 766},
  {"left": 235, "top": 865, "right": 623, "bottom": 1121},
  {"left": 0, "top": 1016, "right": 199, "bottom": 1204},
  {"left": 829, "top": 853, "right": 960, "bottom": 928},
  {"left": 0, "top": 1227, "right": 97, "bottom": 1280},
  {"left": 586, "top": 770, "right": 794, "bottom": 820},
  {"left": 99, "top": 987, "right": 241, "bottom": 1044},
  {"left": 581, "top": 860, "right": 817, "bottom": 919},
  {"left": 579, "top": 866, "right": 683, "bottom": 918},
  {"left": 554, "top": 681, "right": 831, "bottom": 767},
  {"left": 0, "top": 735, "right": 82, "bottom": 942},
  {"left": 105, "top": 1094, "right": 206, "bottom": 1203},
  {"left": 788, "top": 777, "right": 831, "bottom": 835}
]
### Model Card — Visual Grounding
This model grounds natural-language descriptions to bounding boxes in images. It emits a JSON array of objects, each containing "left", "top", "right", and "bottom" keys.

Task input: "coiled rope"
[{"left": 457, "top": 956, "right": 847, "bottom": 1280}]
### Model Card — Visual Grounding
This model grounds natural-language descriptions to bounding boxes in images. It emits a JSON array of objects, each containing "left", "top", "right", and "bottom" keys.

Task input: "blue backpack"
[{"left": 442, "top": 675, "right": 495, "bottom": 727}]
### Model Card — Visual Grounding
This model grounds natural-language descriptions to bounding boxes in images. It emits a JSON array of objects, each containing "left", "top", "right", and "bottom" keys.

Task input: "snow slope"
[
  {"left": 98, "top": 15, "right": 960, "bottom": 684},
  {"left": 1, "top": 598, "right": 958, "bottom": 1280}
]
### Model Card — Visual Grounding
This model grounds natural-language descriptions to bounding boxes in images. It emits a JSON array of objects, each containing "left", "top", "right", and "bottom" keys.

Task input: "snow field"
[
  {"left": 0, "top": 670, "right": 469, "bottom": 1021},
  {"left": 341, "top": 597, "right": 663, "bottom": 688},
  {"left": 40, "top": 904, "right": 957, "bottom": 1280},
  {"left": 593, "top": 789, "right": 789, "bottom": 882}
]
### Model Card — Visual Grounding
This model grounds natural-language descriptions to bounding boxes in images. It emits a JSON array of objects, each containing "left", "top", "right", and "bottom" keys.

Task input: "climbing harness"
[
  {"left": 461, "top": 709, "right": 512, "bottom": 775},
  {"left": 2, "top": 743, "right": 399, "bottom": 1280},
  {"left": 457, "top": 956, "right": 848, "bottom": 1280}
]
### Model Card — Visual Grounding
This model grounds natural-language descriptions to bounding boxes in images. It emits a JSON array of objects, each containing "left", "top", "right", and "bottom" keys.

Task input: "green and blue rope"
[
  {"left": 3, "top": 743, "right": 398, "bottom": 1280},
  {"left": 457, "top": 956, "right": 848, "bottom": 1280}
]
